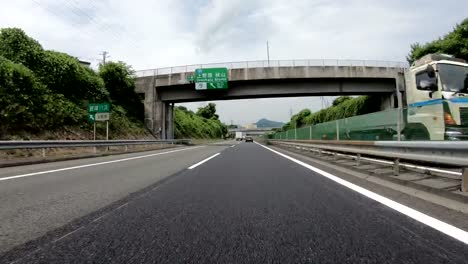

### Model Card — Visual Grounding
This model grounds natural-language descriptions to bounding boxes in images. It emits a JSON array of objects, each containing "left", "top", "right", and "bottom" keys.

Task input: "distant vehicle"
[
  {"left": 245, "top": 136, "right": 254, "bottom": 142},
  {"left": 235, "top": 131, "right": 246, "bottom": 141}
]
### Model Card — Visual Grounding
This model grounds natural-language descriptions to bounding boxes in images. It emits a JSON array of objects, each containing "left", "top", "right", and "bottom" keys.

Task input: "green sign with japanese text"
[
  {"left": 87, "top": 103, "right": 110, "bottom": 113},
  {"left": 87, "top": 102, "right": 110, "bottom": 123},
  {"left": 191, "top": 68, "right": 228, "bottom": 90}
]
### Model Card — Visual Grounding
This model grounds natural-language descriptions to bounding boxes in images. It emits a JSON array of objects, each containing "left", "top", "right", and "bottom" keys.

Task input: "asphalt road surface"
[{"left": 1, "top": 141, "right": 468, "bottom": 263}]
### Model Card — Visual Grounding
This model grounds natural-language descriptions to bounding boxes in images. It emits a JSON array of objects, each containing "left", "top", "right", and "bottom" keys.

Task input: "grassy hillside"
[
  {"left": 0, "top": 28, "right": 228, "bottom": 140},
  {"left": 174, "top": 106, "right": 227, "bottom": 139},
  {"left": 282, "top": 96, "right": 381, "bottom": 131}
]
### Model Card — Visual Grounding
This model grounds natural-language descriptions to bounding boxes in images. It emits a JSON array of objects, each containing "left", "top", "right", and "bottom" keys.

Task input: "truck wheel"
[{"left": 403, "top": 124, "right": 430, "bottom": 141}]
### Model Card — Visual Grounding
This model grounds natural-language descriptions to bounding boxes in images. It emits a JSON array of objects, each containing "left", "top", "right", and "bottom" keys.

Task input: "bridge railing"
[{"left": 135, "top": 59, "right": 409, "bottom": 77}]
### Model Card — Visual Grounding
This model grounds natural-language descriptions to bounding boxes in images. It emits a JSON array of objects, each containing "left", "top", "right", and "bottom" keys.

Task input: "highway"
[{"left": 1, "top": 141, "right": 468, "bottom": 263}]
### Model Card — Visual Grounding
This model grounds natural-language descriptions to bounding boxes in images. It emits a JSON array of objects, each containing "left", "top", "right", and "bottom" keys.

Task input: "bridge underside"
[{"left": 157, "top": 78, "right": 398, "bottom": 103}]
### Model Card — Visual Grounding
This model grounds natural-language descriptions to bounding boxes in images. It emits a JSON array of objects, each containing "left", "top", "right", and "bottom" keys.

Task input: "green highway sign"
[
  {"left": 192, "top": 68, "right": 228, "bottom": 90},
  {"left": 87, "top": 102, "right": 110, "bottom": 113}
]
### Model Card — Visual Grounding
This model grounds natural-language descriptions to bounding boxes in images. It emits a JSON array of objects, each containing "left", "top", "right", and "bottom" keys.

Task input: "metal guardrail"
[
  {"left": 135, "top": 59, "right": 409, "bottom": 77},
  {"left": 269, "top": 139, "right": 468, "bottom": 192},
  {"left": 0, "top": 139, "right": 191, "bottom": 150}
]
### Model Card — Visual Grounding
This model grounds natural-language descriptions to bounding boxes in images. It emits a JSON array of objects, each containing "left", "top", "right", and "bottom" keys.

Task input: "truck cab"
[{"left": 405, "top": 54, "right": 468, "bottom": 140}]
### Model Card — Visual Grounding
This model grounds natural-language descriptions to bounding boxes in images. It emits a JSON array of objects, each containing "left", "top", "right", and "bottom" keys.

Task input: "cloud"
[{"left": 1, "top": 0, "right": 467, "bottom": 124}]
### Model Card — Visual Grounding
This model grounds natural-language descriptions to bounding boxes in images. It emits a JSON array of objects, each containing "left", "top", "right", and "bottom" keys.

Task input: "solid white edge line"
[
  {"left": 255, "top": 142, "right": 468, "bottom": 245},
  {"left": 188, "top": 153, "right": 220, "bottom": 169},
  {"left": 0, "top": 146, "right": 203, "bottom": 182}
]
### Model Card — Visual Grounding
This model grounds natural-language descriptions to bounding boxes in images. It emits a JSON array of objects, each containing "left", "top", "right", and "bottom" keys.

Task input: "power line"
[
  {"left": 62, "top": 0, "right": 142, "bottom": 50},
  {"left": 100, "top": 51, "right": 110, "bottom": 65}
]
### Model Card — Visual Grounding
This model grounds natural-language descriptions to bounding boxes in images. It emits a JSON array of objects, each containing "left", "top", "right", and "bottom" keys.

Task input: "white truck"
[
  {"left": 402, "top": 54, "right": 468, "bottom": 140},
  {"left": 235, "top": 131, "right": 246, "bottom": 141}
]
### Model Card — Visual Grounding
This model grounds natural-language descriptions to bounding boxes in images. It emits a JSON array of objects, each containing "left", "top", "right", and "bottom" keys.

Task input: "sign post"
[
  {"left": 87, "top": 103, "right": 111, "bottom": 148},
  {"left": 189, "top": 68, "right": 228, "bottom": 90},
  {"left": 106, "top": 120, "right": 109, "bottom": 151}
]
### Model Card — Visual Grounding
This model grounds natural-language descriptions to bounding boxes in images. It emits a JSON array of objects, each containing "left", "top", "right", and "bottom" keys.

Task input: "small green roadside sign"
[
  {"left": 88, "top": 113, "right": 96, "bottom": 123},
  {"left": 190, "top": 68, "right": 228, "bottom": 90},
  {"left": 87, "top": 103, "right": 110, "bottom": 113},
  {"left": 87, "top": 102, "right": 110, "bottom": 123}
]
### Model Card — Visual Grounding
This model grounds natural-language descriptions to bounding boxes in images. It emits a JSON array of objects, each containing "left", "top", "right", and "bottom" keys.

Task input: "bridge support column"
[
  {"left": 165, "top": 103, "right": 174, "bottom": 140},
  {"left": 154, "top": 101, "right": 165, "bottom": 139},
  {"left": 378, "top": 94, "right": 394, "bottom": 111}
]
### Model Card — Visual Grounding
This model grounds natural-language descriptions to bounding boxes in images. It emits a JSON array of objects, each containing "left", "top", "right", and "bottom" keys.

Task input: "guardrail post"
[
  {"left": 334, "top": 152, "right": 338, "bottom": 160},
  {"left": 41, "top": 148, "right": 46, "bottom": 158},
  {"left": 462, "top": 168, "right": 468, "bottom": 192},
  {"left": 356, "top": 154, "right": 361, "bottom": 166},
  {"left": 393, "top": 158, "right": 400, "bottom": 176},
  {"left": 336, "top": 121, "right": 340, "bottom": 140},
  {"left": 125, "top": 145, "right": 128, "bottom": 152}
]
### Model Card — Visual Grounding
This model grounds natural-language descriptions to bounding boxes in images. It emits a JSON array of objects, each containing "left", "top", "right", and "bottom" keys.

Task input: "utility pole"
[
  {"left": 100, "top": 51, "right": 110, "bottom": 65},
  {"left": 266, "top": 41, "right": 270, "bottom": 67}
]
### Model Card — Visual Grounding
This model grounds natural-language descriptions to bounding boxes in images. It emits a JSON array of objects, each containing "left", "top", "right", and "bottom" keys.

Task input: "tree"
[
  {"left": 407, "top": 18, "right": 468, "bottom": 64},
  {"left": 332, "top": 96, "right": 352, "bottom": 106},
  {"left": 39, "top": 50, "right": 108, "bottom": 103},
  {"left": 0, "top": 56, "right": 83, "bottom": 135},
  {"left": 99, "top": 62, "right": 143, "bottom": 120},
  {"left": 290, "top": 109, "right": 311, "bottom": 128},
  {"left": 0, "top": 28, "right": 108, "bottom": 104},
  {"left": 196, "top": 103, "right": 219, "bottom": 120},
  {"left": 0, "top": 28, "right": 44, "bottom": 70}
]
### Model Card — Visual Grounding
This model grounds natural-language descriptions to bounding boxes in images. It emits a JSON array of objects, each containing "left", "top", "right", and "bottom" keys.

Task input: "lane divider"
[
  {"left": 188, "top": 153, "right": 220, "bottom": 169},
  {"left": 255, "top": 142, "right": 468, "bottom": 245},
  {"left": 0, "top": 146, "right": 203, "bottom": 182}
]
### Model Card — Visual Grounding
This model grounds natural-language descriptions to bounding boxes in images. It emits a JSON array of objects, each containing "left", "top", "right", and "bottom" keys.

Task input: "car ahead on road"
[{"left": 245, "top": 137, "right": 253, "bottom": 142}]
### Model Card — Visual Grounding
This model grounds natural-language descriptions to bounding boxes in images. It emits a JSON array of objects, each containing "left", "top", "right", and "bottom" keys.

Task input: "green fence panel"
[
  {"left": 296, "top": 126, "right": 310, "bottom": 140},
  {"left": 337, "top": 109, "right": 400, "bottom": 140},
  {"left": 272, "top": 108, "right": 404, "bottom": 141},
  {"left": 311, "top": 120, "right": 337, "bottom": 140}
]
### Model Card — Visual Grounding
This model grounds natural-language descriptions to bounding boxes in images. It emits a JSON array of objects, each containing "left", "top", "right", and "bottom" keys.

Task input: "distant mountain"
[{"left": 255, "top": 118, "right": 284, "bottom": 128}]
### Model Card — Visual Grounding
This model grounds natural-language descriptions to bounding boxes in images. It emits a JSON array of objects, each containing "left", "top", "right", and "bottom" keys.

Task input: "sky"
[{"left": 1, "top": 0, "right": 467, "bottom": 125}]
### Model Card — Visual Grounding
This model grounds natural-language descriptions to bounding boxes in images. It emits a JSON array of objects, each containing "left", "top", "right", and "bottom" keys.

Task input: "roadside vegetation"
[
  {"left": 0, "top": 28, "right": 148, "bottom": 139},
  {"left": 175, "top": 103, "right": 227, "bottom": 139},
  {"left": 0, "top": 28, "right": 226, "bottom": 140},
  {"left": 281, "top": 96, "right": 380, "bottom": 131}
]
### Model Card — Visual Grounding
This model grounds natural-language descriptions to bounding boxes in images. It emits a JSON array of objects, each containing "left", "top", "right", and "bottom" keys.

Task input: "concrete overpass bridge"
[
  {"left": 228, "top": 127, "right": 276, "bottom": 136},
  {"left": 135, "top": 59, "right": 408, "bottom": 139}
]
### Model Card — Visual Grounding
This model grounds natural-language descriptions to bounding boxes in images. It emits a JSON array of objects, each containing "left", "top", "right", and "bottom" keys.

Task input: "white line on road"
[
  {"left": 53, "top": 226, "right": 84, "bottom": 243},
  {"left": 188, "top": 153, "right": 220, "bottom": 169},
  {"left": 91, "top": 213, "right": 110, "bottom": 223},
  {"left": 0, "top": 147, "right": 203, "bottom": 182},
  {"left": 116, "top": 202, "right": 129, "bottom": 210},
  {"left": 255, "top": 142, "right": 468, "bottom": 245},
  {"left": 231, "top": 145, "right": 235, "bottom": 147}
]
